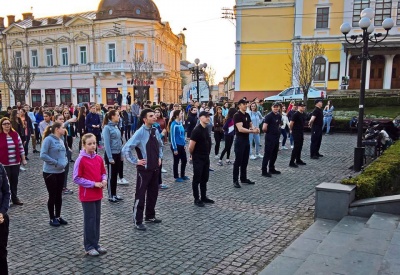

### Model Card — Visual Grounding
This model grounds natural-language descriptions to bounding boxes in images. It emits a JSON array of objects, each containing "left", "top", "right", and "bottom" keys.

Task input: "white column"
[
  {"left": 71, "top": 88, "right": 77, "bottom": 105},
  {"left": 365, "top": 59, "right": 371, "bottom": 90},
  {"left": 56, "top": 89, "right": 60, "bottom": 105},
  {"left": 122, "top": 74, "right": 127, "bottom": 105},
  {"left": 153, "top": 82, "right": 158, "bottom": 104},
  {"left": 96, "top": 77, "right": 102, "bottom": 103},
  {"left": 383, "top": 55, "right": 394, "bottom": 89}
]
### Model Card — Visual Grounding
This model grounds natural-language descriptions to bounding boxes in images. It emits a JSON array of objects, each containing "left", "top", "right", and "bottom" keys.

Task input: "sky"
[{"left": 0, "top": 0, "right": 236, "bottom": 83}]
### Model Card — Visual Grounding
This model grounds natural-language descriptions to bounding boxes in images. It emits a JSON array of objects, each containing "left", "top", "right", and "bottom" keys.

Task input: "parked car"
[{"left": 264, "top": 87, "right": 326, "bottom": 102}]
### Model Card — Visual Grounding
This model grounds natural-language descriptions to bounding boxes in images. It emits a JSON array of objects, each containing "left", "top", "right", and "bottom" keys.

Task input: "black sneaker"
[
  {"left": 57, "top": 217, "right": 68, "bottom": 225},
  {"left": 241, "top": 179, "right": 255, "bottom": 184},
  {"left": 289, "top": 162, "right": 299, "bottom": 168},
  {"left": 317, "top": 154, "right": 324, "bottom": 157},
  {"left": 145, "top": 217, "right": 162, "bottom": 223},
  {"left": 269, "top": 169, "right": 281, "bottom": 174},
  {"left": 33, "top": 150, "right": 39, "bottom": 153},
  {"left": 50, "top": 218, "right": 60, "bottom": 227},
  {"left": 135, "top": 224, "right": 147, "bottom": 231},
  {"left": 25, "top": 157, "right": 29, "bottom": 161},
  {"left": 311, "top": 155, "right": 319, "bottom": 159},
  {"left": 296, "top": 160, "right": 307, "bottom": 165},
  {"left": 108, "top": 197, "right": 119, "bottom": 203},
  {"left": 201, "top": 197, "right": 215, "bottom": 204},
  {"left": 262, "top": 172, "right": 272, "bottom": 177},
  {"left": 194, "top": 199, "right": 205, "bottom": 207},
  {"left": 233, "top": 181, "right": 241, "bottom": 188}
]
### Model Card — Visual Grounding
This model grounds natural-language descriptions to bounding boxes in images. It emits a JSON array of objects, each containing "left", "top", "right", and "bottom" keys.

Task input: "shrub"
[
  {"left": 306, "top": 97, "right": 400, "bottom": 109},
  {"left": 342, "top": 141, "right": 400, "bottom": 199}
]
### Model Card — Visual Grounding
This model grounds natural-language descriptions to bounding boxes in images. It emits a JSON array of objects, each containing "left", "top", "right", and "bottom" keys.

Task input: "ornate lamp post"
[
  {"left": 188, "top": 58, "right": 207, "bottom": 102},
  {"left": 340, "top": 8, "right": 394, "bottom": 172}
]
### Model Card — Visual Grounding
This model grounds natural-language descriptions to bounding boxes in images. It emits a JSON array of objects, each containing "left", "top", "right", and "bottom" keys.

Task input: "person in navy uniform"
[
  {"left": 289, "top": 102, "right": 307, "bottom": 167},
  {"left": 309, "top": 99, "right": 324, "bottom": 159},
  {"left": 261, "top": 102, "right": 282, "bottom": 177}
]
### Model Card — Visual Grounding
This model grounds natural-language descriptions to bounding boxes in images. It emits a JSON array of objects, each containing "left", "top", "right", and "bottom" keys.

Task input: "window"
[
  {"left": 60, "top": 89, "right": 71, "bottom": 105},
  {"left": 108, "top": 43, "right": 116, "bottom": 63},
  {"left": 46, "top": 49, "right": 53, "bottom": 67},
  {"left": 31, "top": 89, "right": 41, "bottom": 107},
  {"left": 375, "top": 0, "right": 392, "bottom": 26},
  {"left": 353, "top": 0, "right": 370, "bottom": 27},
  {"left": 79, "top": 46, "right": 87, "bottom": 64},
  {"left": 316, "top": 8, "right": 329, "bottom": 28},
  {"left": 398, "top": 3, "right": 400, "bottom": 25},
  {"left": 61, "top": 48, "right": 68, "bottom": 66},
  {"left": 15, "top": 51, "right": 22, "bottom": 67},
  {"left": 135, "top": 43, "right": 145, "bottom": 60},
  {"left": 314, "top": 57, "right": 326, "bottom": 81},
  {"left": 31, "top": 50, "right": 38, "bottom": 67}
]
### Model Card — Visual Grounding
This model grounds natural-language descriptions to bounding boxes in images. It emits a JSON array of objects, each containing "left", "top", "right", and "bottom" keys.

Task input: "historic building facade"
[
  {"left": 0, "top": 0, "right": 182, "bottom": 107},
  {"left": 234, "top": 0, "right": 400, "bottom": 100}
]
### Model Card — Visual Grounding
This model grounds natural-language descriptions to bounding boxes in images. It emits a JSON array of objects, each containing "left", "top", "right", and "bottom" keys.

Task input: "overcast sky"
[{"left": 0, "top": 0, "right": 236, "bottom": 83}]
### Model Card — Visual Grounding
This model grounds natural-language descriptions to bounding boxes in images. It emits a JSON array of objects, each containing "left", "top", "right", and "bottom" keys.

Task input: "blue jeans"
[
  {"left": 323, "top": 116, "right": 333, "bottom": 134},
  {"left": 132, "top": 116, "right": 138, "bottom": 133},
  {"left": 281, "top": 129, "right": 288, "bottom": 146},
  {"left": 249, "top": 133, "right": 260, "bottom": 155}
]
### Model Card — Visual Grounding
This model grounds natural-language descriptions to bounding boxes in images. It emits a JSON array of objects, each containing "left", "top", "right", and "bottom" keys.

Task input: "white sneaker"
[
  {"left": 256, "top": 154, "right": 263, "bottom": 158},
  {"left": 161, "top": 168, "right": 167, "bottom": 173},
  {"left": 291, "top": 145, "right": 294, "bottom": 149},
  {"left": 20, "top": 166, "right": 26, "bottom": 171},
  {"left": 282, "top": 146, "right": 288, "bottom": 150},
  {"left": 120, "top": 178, "right": 129, "bottom": 184},
  {"left": 250, "top": 155, "right": 256, "bottom": 160},
  {"left": 214, "top": 155, "right": 220, "bottom": 159},
  {"left": 117, "top": 178, "right": 122, "bottom": 184}
]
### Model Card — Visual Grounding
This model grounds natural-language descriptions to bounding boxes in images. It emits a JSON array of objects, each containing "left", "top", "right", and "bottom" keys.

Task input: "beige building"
[{"left": 0, "top": 0, "right": 182, "bottom": 107}]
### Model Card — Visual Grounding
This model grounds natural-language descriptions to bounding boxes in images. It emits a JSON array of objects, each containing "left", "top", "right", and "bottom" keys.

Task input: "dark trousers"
[
  {"left": 124, "top": 125, "right": 131, "bottom": 141},
  {"left": 118, "top": 160, "right": 124, "bottom": 179},
  {"left": 4, "top": 165, "right": 20, "bottom": 203},
  {"left": 214, "top": 131, "right": 224, "bottom": 155},
  {"left": 233, "top": 137, "right": 250, "bottom": 182},
  {"left": 24, "top": 135, "right": 30, "bottom": 157},
  {"left": 261, "top": 135, "right": 280, "bottom": 173},
  {"left": 171, "top": 145, "right": 187, "bottom": 179},
  {"left": 220, "top": 135, "right": 234, "bottom": 160},
  {"left": 310, "top": 126, "right": 323, "bottom": 157},
  {"left": 43, "top": 172, "right": 65, "bottom": 219},
  {"left": 105, "top": 153, "right": 122, "bottom": 198},
  {"left": 82, "top": 200, "right": 101, "bottom": 252},
  {"left": 67, "top": 136, "right": 73, "bottom": 149},
  {"left": 192, "top": 155, "right": 210, "bottom": 200},
  {"left": 63, "top": 150, "right": 72, "bottom": 189},
  {"left": 133, "top": 168, "right": 160, "bottom": 225},
  {"left": 291, "top": 133, "right": 304, "bottom": 163},
  {"left": 0, "top": 214, "right": 9, "bottom": 275}
]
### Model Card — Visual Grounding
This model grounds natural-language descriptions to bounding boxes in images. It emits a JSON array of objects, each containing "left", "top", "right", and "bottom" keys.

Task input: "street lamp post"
[
  {"left": 340, "top": 8, "right": 394, "bottom": 172},
  {"left": 188, "top": 58, "right": 207, "bottom": 102}
]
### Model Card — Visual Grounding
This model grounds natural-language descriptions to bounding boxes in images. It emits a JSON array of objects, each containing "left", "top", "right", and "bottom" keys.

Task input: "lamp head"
[
  {"left": 340, "top": 22, "right": 351, "bottom": 34},
  {"left": 367, "top": 23, "right": 375, "bottom": 34},
  {"left": 382, "top": 17, "right": 394, "bottom": 30},
  {"left": 361, "top": 8, "right": 374, "bottom": 20},
  {"left": 359, "top": 17, "right": 371, "bottom": 29},
  {"left": 194, "top": 58, "right": 200, "bottom": 65},
  {"left": 203, "top": 63, "right": 207, "bottom": 69}
]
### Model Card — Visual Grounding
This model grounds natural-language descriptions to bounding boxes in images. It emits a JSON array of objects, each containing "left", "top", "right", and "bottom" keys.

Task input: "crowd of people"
[{"left": 0, "top": 96, "right": 332, "bottom": 271}]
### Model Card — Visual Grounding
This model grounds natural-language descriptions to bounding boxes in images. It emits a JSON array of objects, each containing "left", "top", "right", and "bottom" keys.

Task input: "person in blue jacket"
[
  {"left": 85, "top": 105, "right": 102, "bottom": 149},
  {"left": 168, "top": 110, "right": 188, "bottom": 183}
]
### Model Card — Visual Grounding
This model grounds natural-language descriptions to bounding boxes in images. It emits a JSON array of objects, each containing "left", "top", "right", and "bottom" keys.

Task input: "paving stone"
[{"left": 8, "top": 133, "right": 357, "bottom": 274}]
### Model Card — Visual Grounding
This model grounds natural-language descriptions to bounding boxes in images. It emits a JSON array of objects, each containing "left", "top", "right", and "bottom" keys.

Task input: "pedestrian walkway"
[
  {"left": 261, "top": 212, "right": 400, "bottom": 275},
  {"left": 8, "top": 133, "right": 357, "bottom": 274}
]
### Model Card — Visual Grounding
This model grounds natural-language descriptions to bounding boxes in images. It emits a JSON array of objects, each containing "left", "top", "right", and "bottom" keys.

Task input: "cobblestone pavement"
[{"left": 8, "top": 133, "right": 357, "bottom": 275}]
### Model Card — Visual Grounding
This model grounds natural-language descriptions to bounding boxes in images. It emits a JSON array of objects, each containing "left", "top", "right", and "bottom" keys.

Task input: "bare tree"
[
  {"left": 130, "top": 52, "right": 154, "bottom": 103},
  {"left": 286, "top": 41, "right": 325, "bottom": 102},
  {"left": 1, "top": 56, "right": 35, "bottom": 100},
  {"left": 204, "top": 66, "right": 216, "bottom": 101}
]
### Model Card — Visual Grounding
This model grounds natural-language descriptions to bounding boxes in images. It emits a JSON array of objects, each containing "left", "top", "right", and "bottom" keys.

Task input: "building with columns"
[
  {"left": 234, "top": 0, "right": 400, "bottom": 101},
  {"left": 0, "top": 0, "right": 183, "bottom": 107}
]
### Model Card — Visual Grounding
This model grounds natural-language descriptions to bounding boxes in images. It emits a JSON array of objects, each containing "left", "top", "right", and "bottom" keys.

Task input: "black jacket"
[
  {"left": 185, "top": 112, "right": 198, "bottom": 137},
  {"left": 0, "top": 164, "right": 10, "bottom": 215}
]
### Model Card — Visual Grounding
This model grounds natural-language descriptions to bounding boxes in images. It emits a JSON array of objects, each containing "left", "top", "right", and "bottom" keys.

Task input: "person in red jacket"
[{"left": 73, "top": 133, "right": 107, "bottom": 256}]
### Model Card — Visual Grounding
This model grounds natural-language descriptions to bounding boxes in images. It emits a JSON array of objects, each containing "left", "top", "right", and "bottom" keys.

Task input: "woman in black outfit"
[
  {"left": 76, "top": 106, "right": 86, "bottom": 150},
  {"left": 185, "top": 106, "right": 198, "bottom": 139},
  {"left": 213, "top": 106, "right": 224, "bottom": 158}
]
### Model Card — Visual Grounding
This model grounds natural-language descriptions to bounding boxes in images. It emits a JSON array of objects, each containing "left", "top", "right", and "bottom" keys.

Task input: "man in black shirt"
[
  {"left": 289, "top": 102, "right": 307, "bottom": 167},
  {"left": 232, "top": 99, "right": 259, "bottom": 188},
  {"left": 309, "top": 99, "right": 324, "bottom": 159},
  {"left": 261, "top": 102, "right": 282, "bottom": 177},
  {"left": 189, "top": 111, "right": 214, "bottom": 207}
]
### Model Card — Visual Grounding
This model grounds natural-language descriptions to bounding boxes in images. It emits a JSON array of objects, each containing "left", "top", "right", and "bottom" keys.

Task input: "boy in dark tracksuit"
[{"left": 122, "top": 109, "right": 163, "bottom": 231}]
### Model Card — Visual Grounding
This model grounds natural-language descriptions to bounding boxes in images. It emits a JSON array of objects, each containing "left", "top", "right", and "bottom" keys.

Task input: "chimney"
[
  {"left": 7, "top": 15, "right": 15, "bottom": 26},
  {"left": 32, "top": 20, "right": 42, "bottom": 27},
  {"left": 22, "top": 12, "right": 34, "bottom": 20},
  {"left": 62, "top": 15, "right": 72, "bottom": 24},
  {"left": 0, "top": 17, "right": 4, "bottom": 29},
  {"left": 47, "top": 18, "right": 57, "bottom": 25}
]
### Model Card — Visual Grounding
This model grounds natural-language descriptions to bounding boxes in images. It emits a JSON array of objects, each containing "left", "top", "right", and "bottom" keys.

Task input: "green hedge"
[{"left": 342, "top": 141, "right": 400, "bottom": 199}]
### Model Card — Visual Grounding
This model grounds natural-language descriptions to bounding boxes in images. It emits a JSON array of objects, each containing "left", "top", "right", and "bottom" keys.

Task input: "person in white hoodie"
[{"left": 280, "top": 105, "right": 290, "bottom": 150}]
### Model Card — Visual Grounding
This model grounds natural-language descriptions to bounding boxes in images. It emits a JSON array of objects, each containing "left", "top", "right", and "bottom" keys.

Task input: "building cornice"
[{"left": 235, "top": 2, "right": 294, "bottom": 10}]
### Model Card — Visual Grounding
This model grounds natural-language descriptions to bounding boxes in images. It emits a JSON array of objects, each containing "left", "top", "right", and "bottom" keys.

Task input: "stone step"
[{"left": 260, "top": 213, "right": 400, "bottom": 275}]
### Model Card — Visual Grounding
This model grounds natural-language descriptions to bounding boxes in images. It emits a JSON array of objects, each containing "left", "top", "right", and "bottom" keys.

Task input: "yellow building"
[
  {"left": 0, "top": 0, "right": 182, "bottom": 107},
  {"left": 234, "top": 0, "right": 400, "bottom": 100}
]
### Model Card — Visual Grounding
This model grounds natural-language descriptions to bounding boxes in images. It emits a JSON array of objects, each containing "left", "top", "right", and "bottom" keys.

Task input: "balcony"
[
  {"left": 90, "top": 62, "right": 170, "bottom": 73},
  {"left": 31, "top": 64, "right": 91, "bottom": 74}
]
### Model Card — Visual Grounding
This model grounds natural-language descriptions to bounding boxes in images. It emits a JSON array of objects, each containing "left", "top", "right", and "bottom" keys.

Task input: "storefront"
[
  {"left": 77, "top": 88, "right": 90, "bottom": 104},
  {"left": 14, "top": 90, "right": 25, "bottom": 106},
  {"left": 31, "top": 89, "right": 42, "bottom": 107},
  {"left": 60, "top": 89, "right": 72, "bottom": 105},
  {"left": 106, "top": 88, "right": 119, "bottom": 105},
  {"left": 45, "top": 89, "right": 56, "bottom": 107}
]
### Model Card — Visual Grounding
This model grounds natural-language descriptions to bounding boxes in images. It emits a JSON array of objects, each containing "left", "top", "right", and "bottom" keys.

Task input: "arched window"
[{"left": 314, "top": 57, "right": 326, "bottom": 81}]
